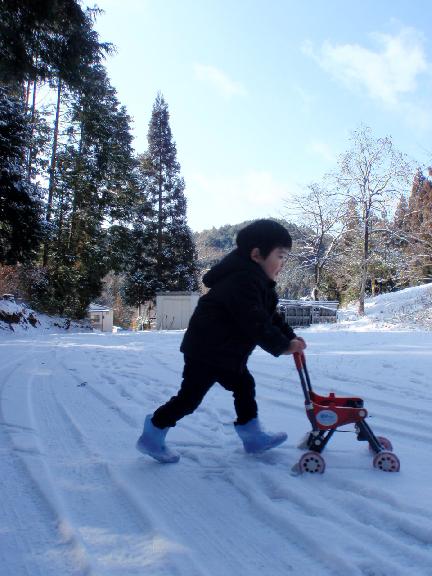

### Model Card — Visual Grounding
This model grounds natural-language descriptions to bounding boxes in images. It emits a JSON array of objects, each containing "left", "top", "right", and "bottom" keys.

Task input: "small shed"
[
  {"left": 2, "top": 294, "right": 15, "bottom": 302},
  {"left": 156, "top": 292, "right": 200, "bottom": 330},
  {"left": 88, "top": 303, "right": 113, "bottom": 332}
]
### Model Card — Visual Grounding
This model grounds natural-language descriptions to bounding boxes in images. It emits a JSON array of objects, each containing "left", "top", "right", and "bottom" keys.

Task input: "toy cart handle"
[
  {"left": 293, "top": 351, "right": 305, "bottom": 370},
  {"left": 293, "top": 351, "right": 313, "bottom": 399}
]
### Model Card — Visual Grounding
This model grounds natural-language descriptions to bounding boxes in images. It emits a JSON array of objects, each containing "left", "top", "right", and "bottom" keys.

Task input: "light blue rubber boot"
[
  {"left": 136, "top": 415, "right": 180, "bottom": 463},
  {"left": 235, "top": 418, "right": 287, "bottom": 454}
]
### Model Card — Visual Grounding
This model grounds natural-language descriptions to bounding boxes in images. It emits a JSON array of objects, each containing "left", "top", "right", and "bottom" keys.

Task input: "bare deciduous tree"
[
  {"left": 333, "top": 125, "right": 413, "bottom": 315},
  {"left": 288, "top": 182, "right": 347, "bottom": 300}
]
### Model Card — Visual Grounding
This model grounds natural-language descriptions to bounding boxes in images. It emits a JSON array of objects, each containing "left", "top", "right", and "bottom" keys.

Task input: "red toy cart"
[{"left": 292, "top": 352, "right": 400, "bottom": 475}]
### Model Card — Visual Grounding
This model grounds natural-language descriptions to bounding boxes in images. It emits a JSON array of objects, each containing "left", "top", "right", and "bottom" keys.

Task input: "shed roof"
[
  {"left": 88, "top": 303, "right": 111, "bottom": 313},
  {"left": 156, "top": 291, "right": 200, "bottom": 296}
]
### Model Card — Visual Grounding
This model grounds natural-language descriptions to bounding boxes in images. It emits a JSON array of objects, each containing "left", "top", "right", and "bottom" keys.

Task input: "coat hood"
[{"left": 203, "top": 249, "right": 273, "bottom": 289}]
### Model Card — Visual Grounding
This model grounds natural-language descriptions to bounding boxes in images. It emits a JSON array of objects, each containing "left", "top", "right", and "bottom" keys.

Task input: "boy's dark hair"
[{"left": 236, "top": 219, "right": 292, "bottom": 258}]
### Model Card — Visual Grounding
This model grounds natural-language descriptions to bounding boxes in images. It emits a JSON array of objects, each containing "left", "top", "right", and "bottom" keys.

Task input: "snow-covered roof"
[
  {"left": 88, "top": 303, "right": 111, "bottom": 313},
  {"left": 156, "top": 291, "right": 200, "bottom": 296}
]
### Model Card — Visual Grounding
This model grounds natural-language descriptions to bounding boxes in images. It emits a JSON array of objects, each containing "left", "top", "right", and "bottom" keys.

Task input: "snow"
[
  {"left": 1, "top": 285, "right": 432, "bottom": 575},
  {"left": 0, "top": 300, "right": 92, "bottom": 333},
  {"left": 339, "top": 283, "right": 432, "bottom": 330}
]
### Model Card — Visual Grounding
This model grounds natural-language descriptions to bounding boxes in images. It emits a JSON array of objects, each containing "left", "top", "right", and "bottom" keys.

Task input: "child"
[{"left": 136, "top": 219, "right": 306, "bottom": 463}]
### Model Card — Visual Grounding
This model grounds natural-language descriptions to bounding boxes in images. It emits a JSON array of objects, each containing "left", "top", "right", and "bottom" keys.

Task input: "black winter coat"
[{"left": 180, "top": 249, "right": 296, "bottom": 372}]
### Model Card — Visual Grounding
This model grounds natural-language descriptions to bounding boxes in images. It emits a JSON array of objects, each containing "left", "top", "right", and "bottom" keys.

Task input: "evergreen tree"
[
  {"left": 366, "top": 213, "right": 398, "bottom": 295},
  {"left": 0, "top": 87, "right": 43, "bottom": 264},
  {"left": 0, "top": 1, "right": 111, "bottom": 259},
  {"left": 0, "top": 1, "right": 109, "bottom": 90},
  {"left": 121, "top": 226, "right": 160, "bottom": 309},
  {"left": 124, "top": 93, "right": 198, "bottom": 306},
  {"left": 32, "top": 65, "right": 138, "bottom": 318},
  {"left": 404, "top": 170, "right": 432, "bottom": 283},
  {"left": 0, "top": 2, "right": 141, "bottom": 319},
  {"left": 393, "top": 194, "right": 410, "bottom": 240},
  {"left": 388, "top": 194, "right": 411, "bottom": 287}
]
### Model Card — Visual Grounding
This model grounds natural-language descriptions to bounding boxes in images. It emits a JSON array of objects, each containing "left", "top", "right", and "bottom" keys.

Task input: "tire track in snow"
[
  {"left": 327, "top": 481, "right": 432, "bottom": 549},
  {"left": 216, "top": 465, "right": 372, "bottom": 576},
  {"left": 125, "top": 453, "right": 318, "bottom": 576},
  {"left": 0, "top": 352, "right": 94, "bottom": 576},
  {"left": 38, "top": 349, "right": 207, "bottom": 576},
  {"left": 57, "top": 356, "right": 139, "bottom": 429},
  {"left": 255, "top": 467, "right": 432, "bottom": 576},
  {"left": 325, "top": 475, "right": 432, "bottom": 523},
  {"left": 57, "top": 346, "right": 183, "bottom": 426}
]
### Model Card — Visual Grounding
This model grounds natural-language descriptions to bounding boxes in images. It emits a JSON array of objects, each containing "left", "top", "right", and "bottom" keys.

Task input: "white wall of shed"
[
  {"left": 156, "top": 294, "right": 199, "bottom": 330},
  {"left": 89, "top": 310, "right": 113, "bottom": 332}
]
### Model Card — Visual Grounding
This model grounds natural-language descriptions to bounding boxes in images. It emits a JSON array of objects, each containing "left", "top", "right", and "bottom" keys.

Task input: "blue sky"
[{"left": 94, "top": 0, "right": 432, "bottom": 231}]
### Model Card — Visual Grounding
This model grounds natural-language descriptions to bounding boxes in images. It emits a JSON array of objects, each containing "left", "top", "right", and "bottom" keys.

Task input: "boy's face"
[{"left": 251, "top": 246, "right": 290, "bottom": 281}]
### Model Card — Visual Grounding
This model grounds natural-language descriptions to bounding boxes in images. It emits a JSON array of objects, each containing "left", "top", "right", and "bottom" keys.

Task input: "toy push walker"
[{"left": 292, "top": 352, "right": 400, "bottom": 475}]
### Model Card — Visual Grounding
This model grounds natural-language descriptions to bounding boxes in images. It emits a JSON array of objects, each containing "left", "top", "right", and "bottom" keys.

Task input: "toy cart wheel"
[
  {"left": 373, "top": 451, "right": 400, "bottom": 472},
  {"left": 369, "top": 436, "right": 393, "bottom": 453},
  {"left": 298, "top": 451, "right": 326, "bottom": 474}
]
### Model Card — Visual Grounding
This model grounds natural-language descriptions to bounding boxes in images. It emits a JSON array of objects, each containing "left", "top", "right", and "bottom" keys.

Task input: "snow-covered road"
[{"left": 1, "top": 328, "right": 431, "bottom": 576}]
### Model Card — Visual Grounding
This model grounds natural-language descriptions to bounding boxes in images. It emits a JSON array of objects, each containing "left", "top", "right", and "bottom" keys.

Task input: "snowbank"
[
  {"left": 338, "top": 283, "right": 432, "bottom": 331},
  {"left": 0, "top": 298, "right": 92, "bottom": 334}
]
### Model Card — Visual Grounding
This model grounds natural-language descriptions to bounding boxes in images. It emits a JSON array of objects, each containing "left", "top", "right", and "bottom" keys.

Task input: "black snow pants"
[{"left": 152, "top": 356, "right": 258, "bottom": 428}]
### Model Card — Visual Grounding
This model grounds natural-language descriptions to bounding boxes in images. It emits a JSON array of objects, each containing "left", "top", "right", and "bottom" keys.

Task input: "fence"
[{"left": 278, "top": 299, "right": 339, "bottom": 328}]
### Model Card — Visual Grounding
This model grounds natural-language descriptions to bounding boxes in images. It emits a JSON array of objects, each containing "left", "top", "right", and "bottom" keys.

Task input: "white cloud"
[
  {"left": 185, "top": 171, "right": 301, "bottom": 231},
  {"left": 194, "top": 64, "right": 247, "bottom": 98},
  {"left": 306, "top": 28, "right": 429, "bottom": 106}
]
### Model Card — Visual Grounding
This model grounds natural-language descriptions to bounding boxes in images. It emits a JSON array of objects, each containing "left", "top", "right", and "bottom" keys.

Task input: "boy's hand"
[{"left": 283, "top": 337, "right": 307, "bottom": 355}]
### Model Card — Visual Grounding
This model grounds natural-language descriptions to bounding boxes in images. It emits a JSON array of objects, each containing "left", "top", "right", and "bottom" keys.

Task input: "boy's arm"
[
  {"left": 258, "top": 309, "right": 308, "bottom": 356},
  {"left": 222, "top": 275, "right": 296, "bottom": 357},
  {"left": 272, "top": 310, "right": 296, "bottom": 340}
]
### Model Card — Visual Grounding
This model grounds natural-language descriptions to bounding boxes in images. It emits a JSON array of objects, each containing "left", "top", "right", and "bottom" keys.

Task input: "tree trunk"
[
  {"left": 27, "top": 78, "right": 37, "bottom": 181},
  {"left": 43, "top": 79, "right": 62, "bottom": 266},
  {"left": 358, "top": 205, "right": 370, "bottom": 316},
  {"left": 20, "top": 80, "right": 31, "bottom": 163},
  {"left": 68, "top": 120, "right": 84, "bottom": 253},
  {"left": 24, "top": 79, "right": 31, "bottom": 109},
  {"left": 56, "top": 185, "right": 65, "bottom": 252},
  {"left": 312, "top": 263, "right": 320, "bottom": 300},
  {"left": 157, "top": 164, "right": 163, "bottom": 280},
  {"left": 46, "top": 79, "right": 62, "bottom": 222}
]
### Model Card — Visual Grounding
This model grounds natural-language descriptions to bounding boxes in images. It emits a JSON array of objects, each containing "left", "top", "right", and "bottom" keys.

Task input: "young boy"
[{"left": 136, "top": 219, "right": 306, "bottom": 463}]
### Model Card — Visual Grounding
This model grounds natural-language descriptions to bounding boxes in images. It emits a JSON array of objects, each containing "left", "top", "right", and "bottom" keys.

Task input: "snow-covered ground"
[
  {"left": 1, "top": 286, "right": 432, "bottom": 576},
  {"left": 339, "top": 282, "right": 432, "bottom": 330}
]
